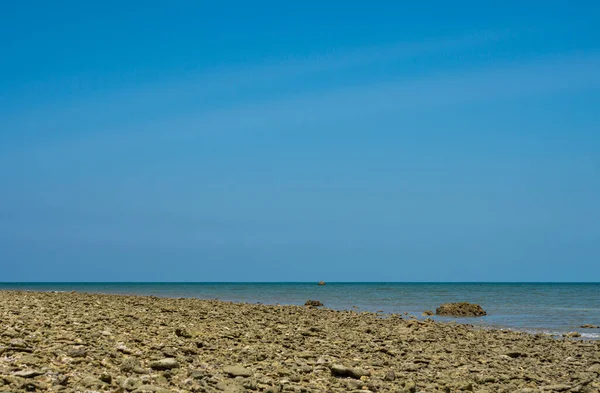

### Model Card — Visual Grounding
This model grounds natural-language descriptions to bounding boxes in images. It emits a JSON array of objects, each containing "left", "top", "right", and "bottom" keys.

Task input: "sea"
[{"left": 1, "top": 282, "right": 598, "bottom": 339}]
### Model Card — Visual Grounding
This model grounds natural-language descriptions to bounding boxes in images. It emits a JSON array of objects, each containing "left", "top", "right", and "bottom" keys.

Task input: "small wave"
[{"left": 581, "top": 332, "right": 600, "bottom": 338}]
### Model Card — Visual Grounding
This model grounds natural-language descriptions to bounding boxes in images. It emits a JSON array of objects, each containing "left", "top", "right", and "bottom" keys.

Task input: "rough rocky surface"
[
  {"left": 436, "top": 302, "right": 487, "bottom": 317},
  {"left": 1, "top": 291, "right": 599, "bottom": 393}
]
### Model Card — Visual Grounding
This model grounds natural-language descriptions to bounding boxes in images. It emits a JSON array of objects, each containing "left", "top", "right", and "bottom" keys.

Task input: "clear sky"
[{"left": 1, "top": 1, "right": 599, "bottom": 282}]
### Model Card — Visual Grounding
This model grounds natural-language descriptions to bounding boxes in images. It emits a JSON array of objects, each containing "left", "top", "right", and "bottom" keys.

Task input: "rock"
[
  {"left": 329, "top": 364, "right": 371, "bottom": 379},
  {"left": 189, "top": 370, "right": 206, "bottom": 380},
  {"left": 403, "top": 380, "right": 417, "bottom": 393},
  {"left": 435, "top": 302, "right": 487, "bottom": 317},
  {"left": 162, "top": 346, "right": 178, "bottom": 357},
  {"left": 384, "top": 370, "right": 396, "bottom": 381},
  {"left": 122, "top": 377, "right": 142, "bottom": 391},
  {"left": 8, "top": 338, "right": 28, "bottom": 348},
  {"left": 12, "top": 370, "right": 44, "bottom": 378},
  {"left": 80, "top": 376, "right": 108, "bottom": 389},
  {"left": 588, "top": 363, "right": 600, "bottom": 373},
  {"left": 121, "top": 357, "right": 146, "bottom": 374},
  {"left": 422, "top": 310, "right": 434, "bottom": 316},
  {"left": 99, "top": 373, "right": 112, "bottom": 384},
  {"left": 132, "top": 384, "right": 172, "bottom": 393},
  {"left": 2, "top": 328, "right": 20, "bottom": 338},
  {"left": 175, "top": 328, "right": 192, "bottom": 338},
  {"left": 540, "top": 384, "right": 571, "bottom": 391},
  {"left": 150, "top": 358, "right": 179, "bottom": 370},
  {"left": 216, "top": 380, "right": 247, "bottom": 393},
  {"left": 563, "top": 332, "right": 581, "bottom": 338},
  {"left": 117, "top": 343, "right": 134, "bottom": 354},
  {"left": 506, "top": 351, "right": 527, "bottom": 358},
  {"left": 223, "top": 365, "right": 253, "bottom": 377},
  {"left": 304, "top": 300, "right": 324, "bottom": 307},
  {"left": 16, "top": 355, "right": 40, "bottom": 366},
  {"left": 580, "top": 324, "right": 599, "bottom": 328},
  {"left": 66, "top": 347, "right": 87, "bottom": 358},
  {"left": 318, "top": 281, "right": 326, "bottom": 286}
]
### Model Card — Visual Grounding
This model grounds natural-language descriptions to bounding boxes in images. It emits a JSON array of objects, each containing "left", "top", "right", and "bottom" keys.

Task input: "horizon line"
[{"left": 1, "top": 281, "right": 599, "bottom": 284}]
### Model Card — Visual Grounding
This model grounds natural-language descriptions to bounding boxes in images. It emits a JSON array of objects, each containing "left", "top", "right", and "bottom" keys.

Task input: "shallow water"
[{"left": 1, "top": 282, "right": 599, "bottom": 338}]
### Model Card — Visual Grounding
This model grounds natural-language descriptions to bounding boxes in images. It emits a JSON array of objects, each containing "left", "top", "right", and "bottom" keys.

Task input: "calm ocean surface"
[{"left": 1, "top": 283, "right": 599, "bottom": 339}]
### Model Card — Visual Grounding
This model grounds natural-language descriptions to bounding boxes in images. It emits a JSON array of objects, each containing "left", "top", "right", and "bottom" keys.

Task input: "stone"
[
  {"left": 150, "top": 358, "right": 179, "bottom": 370},
  {"left": 422, "top": 310, "right": 434, "bottom": 316},
  {"left": 329, "top": 364, "right": 371, "bottom": 379},
  {"left": 80, "top": 376, "right": 107, "bottom": 389},
  {"left": 304, "top": 300, "right": 324, "bottom": 307},
  {"left": 12, "top": 370, "right": 44, "bottom": 378},
  {"left": 175, "top": 328, "right": 192, "bottom": 338},
  {"left": 223, "top": 365, "right": 253, "bottom": 377},
  {"left": 8, "top": 338, "right": 28, "bottom": 348},
  {"left": 403, "top": 380, "right": 417, "bottom": 393},
  {"left": 540, "top": 384, "right": 571, "bottom": 391},
  {"left": 563, "top": 332, "right": 581, "bottom": 338},
  {"left": 588, "top": 363, "right": 600, "bottom": 373},
  {"left": 121, "top": 357, "right": 146, "bottom": 374},
  {"left": 17, "top": 355, "right": 41, "bottom": 366},
  {"left": 66, "top": 347, "right": 87, "bottom": 358},
  {"left": 435, "top": 302, "right": 487, "bottom": 317},
  {"left": 123, "top": 377, "right": 142, "bottom": 391},
  {"left": 132, "top": 385, "right": 172, "bottom": 393},
  {"left": 99, "top": 373, "right": 112, "bottom": 384},
  {"left": 2, "top": 328, "right": 20, "bottom": 338},
  {"left": 384, "top": 370, "right": 396, "bottom": 381},
  {"left": 580, "top": 324, "right": 599, "bottom": 328},
  {"left": 217, "top": 380, "right": 247, "bottom": 393},
  {"left": 506, "top": 351, "right": 527, "bottom": 358}
]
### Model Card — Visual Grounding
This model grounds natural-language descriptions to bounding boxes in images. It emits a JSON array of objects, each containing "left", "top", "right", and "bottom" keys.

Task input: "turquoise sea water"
[{"left": 1, "top": 283, "right": 598, "bottom": 339}]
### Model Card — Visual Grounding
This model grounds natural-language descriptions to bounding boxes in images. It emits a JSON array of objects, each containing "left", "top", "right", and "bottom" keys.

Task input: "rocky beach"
[{"left": 1, "top": 291, "right": 599, "bottom": 393}]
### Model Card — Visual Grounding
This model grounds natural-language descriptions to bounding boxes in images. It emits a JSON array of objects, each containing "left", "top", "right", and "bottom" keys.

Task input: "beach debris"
[
  {"left": 304, "top": 299, "right": 324, "bottom": 307},
  {"left": 435, "top": 302, "right": 487, "bottom": 317}
]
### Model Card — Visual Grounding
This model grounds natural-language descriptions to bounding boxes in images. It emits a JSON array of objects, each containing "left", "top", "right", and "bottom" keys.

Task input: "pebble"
[
  {"left": 223, "top": 365, "right": 253, "bottom": 377},
  {"left": 11, "top": 370, "right": 44, "bottom": 378},
  {"left": 150, "top": 358, "right": 179, "bottom": 370},
  {"left": 329, "top": 364, "right": 371, "bottom": 379}
]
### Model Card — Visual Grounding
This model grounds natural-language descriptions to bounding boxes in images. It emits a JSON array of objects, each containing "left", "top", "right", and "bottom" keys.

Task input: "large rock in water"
[{"left": 435, "top": 302, "right": 486, "bottom": 317}]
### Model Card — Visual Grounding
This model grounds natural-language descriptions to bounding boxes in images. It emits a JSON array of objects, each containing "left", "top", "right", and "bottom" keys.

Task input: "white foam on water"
[{"left": 580, "top": 332, "right": 600, "bottom": 339}]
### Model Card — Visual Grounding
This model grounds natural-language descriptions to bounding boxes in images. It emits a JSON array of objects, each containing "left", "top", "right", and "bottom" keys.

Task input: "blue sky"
[{"left": 1, "top": 1, "right": 599, "bottom": 282}]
